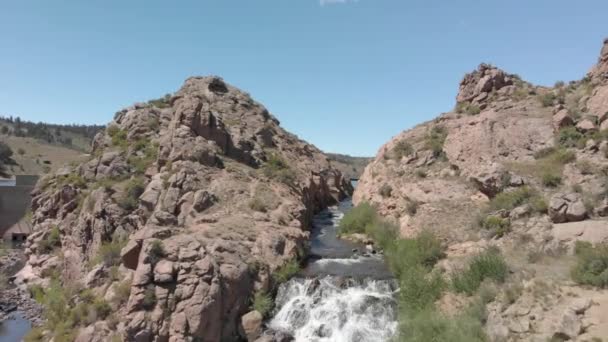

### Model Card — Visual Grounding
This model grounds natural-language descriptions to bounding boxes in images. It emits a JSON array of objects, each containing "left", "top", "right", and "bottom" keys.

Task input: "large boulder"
[
  {"left": 240, "top": 310, "right": 263, "bottom": 341},
  {"left": 549, "top": 193, "right": 587, "bottom": 223},
  {"left": 553, "top": 109, "right": 574, "bottom": 131}
]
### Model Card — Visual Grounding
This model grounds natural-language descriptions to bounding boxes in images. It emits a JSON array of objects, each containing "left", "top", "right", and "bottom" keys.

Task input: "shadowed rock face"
[
  {"left": 355, "top": 39, "right": 608, "bottom": 341},
  {"left": 18, "top": 76, "right": 352, "bottom": 341}
]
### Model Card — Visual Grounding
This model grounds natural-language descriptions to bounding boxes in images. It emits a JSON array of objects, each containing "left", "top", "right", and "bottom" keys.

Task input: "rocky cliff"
[
  {"left": 355, "top": 39, "right": 608, "bottom": 340},
  {"left": 17, "top": 76, "right": 352, "bottom": 341}
]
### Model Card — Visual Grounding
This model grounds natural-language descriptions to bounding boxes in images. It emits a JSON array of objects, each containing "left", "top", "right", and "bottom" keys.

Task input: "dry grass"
[{"left": 1, "top": 135, "right": 87, "bottom": 175}]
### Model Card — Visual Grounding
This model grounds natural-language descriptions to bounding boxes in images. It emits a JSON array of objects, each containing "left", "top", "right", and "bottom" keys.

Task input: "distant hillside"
[
  {"left": 0, "top": 116, "right": 103, "bottom": 152},
  {"left": 327, "top": 153, "right": 372, "bottom": 179},
  {"left": 0, "top": 116, "right": 102, "bottom": 176}
]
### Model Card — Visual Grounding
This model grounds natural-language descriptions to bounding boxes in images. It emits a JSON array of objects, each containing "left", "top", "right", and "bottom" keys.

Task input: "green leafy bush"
[
  {"left": 107, "top": 126, "right": 128, "bottom": 150},
  {"left": 452, "top": 248, "right": 508, "bottom": 295},
  {"left": 571, "top": 241, "right": 608, "bottom": 288},
  {"left": 248, "top": 197, "right": 267, "bottom": 212},
  {"left": 379, "top": 184, "right": 393, "bottom": 198},
  {"left": 481, "top": 216, "right": 511, "bottom": 238},
  {"left": 538, "top": 93, "right": 556, "bottom": 107},
  {"left": 425, "top": 125, "right": 448, "bottom": 158},
  {"left": 39, "top": 226, "right": 61, "bottom": 253},
  {"left": 386, "top": 231, "right": 445, "bottom": 277},
  {"left": 92, "top": 238, "right": 127, "bottom": 267},
  {"left": 541, "top": 172, "right": 562, "bottom": 187},
  {"left": 455, "top": 102, "right": 481, "bottom": 115},
  {"left": 391, "top": 140, "right": 414, "bottom": 159},
  {"left": 117, "top": 177, "right": 145, "bottom": 211},
  {"left": 557, "top": 127, "right": 584, "bottom": 148},
  {"left": 399, "top": 309, "right": 486, "bottom": 342},
  {"left": 27, "top": 278, "right": 113, "bottom": 342},
  {"left": 262, "top": 153, "right": 297, "bottom": 185},
  {"left": 148, "top": 94, "right": 171, "bottom": 108},
  {"left": 148, "top": 240, "right": 165, "bottom": 265},
  {"left": 142, "top": 284, "right": 156, "bottom": 309},
  {"left": 399, "top": 266, "right": 445, "bottom": 313},
  {"left": 489, "top": 186, "right": 535, "bottom": 211},
  {"left": 252, "top": 291, "right": 274, "bottom": 317},
  {"left": 114, "top": 280, "right": 132, "bottom": 305},
  {"left": 273, "top": 259, "right": 300, "bottom": 284},
  {"left": 338, "top": 202, "right": 377, "bottom": 235}
]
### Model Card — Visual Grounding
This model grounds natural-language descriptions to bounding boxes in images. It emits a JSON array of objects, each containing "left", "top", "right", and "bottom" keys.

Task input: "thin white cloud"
[{"left": 320, "top": 0, "right": 358, "bottom": 6}]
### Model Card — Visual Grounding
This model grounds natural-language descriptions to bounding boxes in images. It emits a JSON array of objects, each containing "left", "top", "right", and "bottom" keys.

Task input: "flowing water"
[
  {"left": 0, "top": 313, "right": 32, "bottom": 341},
  {"left": 266, "top": 198, "right": 398, "bottom": 342}
]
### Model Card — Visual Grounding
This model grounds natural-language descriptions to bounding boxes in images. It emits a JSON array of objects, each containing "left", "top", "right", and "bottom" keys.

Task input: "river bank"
[{"left": 0, "top": 247, "right": 44, "bottom": 340}]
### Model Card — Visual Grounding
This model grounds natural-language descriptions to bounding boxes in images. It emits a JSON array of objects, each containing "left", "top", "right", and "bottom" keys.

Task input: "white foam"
[{"left": 269, "top": 277, "right": 397, "bottom": 342}]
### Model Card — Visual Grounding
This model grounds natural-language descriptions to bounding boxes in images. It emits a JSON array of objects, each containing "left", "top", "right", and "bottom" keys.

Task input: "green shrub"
[
  {"left": 248, "top": 197, "right": 267, "bottom": 212},
  {"left": 118, "top": 177, "right": 145, "bottom": 211},
  {"left": 391, "top": 140, "right": 413, "bottom": 159},
  {"left": 576, "top": 159, "right": 595, "bottom": 175},
  {"left": 107, "top": 126, "right": 128, "bottom": 150},
  {"left": 571, "top": 242, "right": 608, "bottom": 288},
  {"left": 489, "top": 186, "right": 535, "bottom": 211},
  {"left": 114, "top": 280, "right": 132, "bottom": 305},
  {"left": 39, "top": 226, "right": 61, "bottom": 253},
  {"left": 148, "top": 240, "right": 165, "bottom": 265},
  {"left": 481, "top": 216, "right": 510, "bottom": 238},
  {"left": 142, "top": 284, "right": 156, "bottom": 309},
  {"left": 262, "top": 154, "right": 297, "bottom": 185},
  {"left": 386, "top": 231, "right": 444, "bottom": 278},
  {"left": 274, "top": 259, "right": 300, "bottom": 284},
  {"left": 529, "top": 196, "right": 548, "bottom": 214},
  {"left": 557, "top": 127, "right": 584, "bottom": 148},
  {"left": 425, "top": 125, "right": 448, "bottom": 158},
  {"left": 27, "top": 277, "right": 114, "bottom": 342},
  {"left": 452, "top": 248, "right": 508, "bottom": 295},
  {"left": 541, "top": 172, "right": 562, "bottom": 187},
  {"left": 92, "top": 238, "right": 127, "bottom": 267},
  {"left": 406, "top": 200, "right": 418, "bottom": 216},
  {"left": 127, "top": 141, "right": 158, "bottom": 174},
  {"left": 538, "top": 93, "right": 556, "bottom": 107},
  {"left": 339, "top": 202, "right": 377, "bottom": 235},
  {"left": 252, "top": 291, "right": 274, "bottom": 317},
  {"left": 455, "top": 102, "right": 481, "bottom": 115},
  {"left": 415, "top": 169, "right": 427, "bottom": 178},
  {"left": 23, "top": 327, "right": 45, "bottom": 342},
  {"left": 399, "top": 309, "right": 486, "bottom": 342},
  {"left": 399, "top": 266, "right": 445, "bottom": 313},
  {"left": 148, "top": 94, "right": 171, "bottom": 108},
  {"left": 379, "top": 184, "right": 393, "bottom": 198}
]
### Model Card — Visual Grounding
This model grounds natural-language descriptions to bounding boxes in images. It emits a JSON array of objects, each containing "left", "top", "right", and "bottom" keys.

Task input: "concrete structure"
[{"left": 0, "top": 175, "right": 38, "bottom": 243}]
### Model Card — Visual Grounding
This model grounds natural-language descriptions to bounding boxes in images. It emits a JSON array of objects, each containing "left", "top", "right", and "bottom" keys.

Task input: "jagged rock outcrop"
[
  {"left": 354, "top": 38, "right": 608, "bottom": 341},
  {"left": 456, "top": 63, "right": 515, "bottom": 104},
  {"left": 18, "top": 76, "right": 352, "bottom": 341}
]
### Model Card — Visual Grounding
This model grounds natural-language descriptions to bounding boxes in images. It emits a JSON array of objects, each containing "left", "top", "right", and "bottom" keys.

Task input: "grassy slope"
[{"left": 1, "top": 135, "right": 89, "bottom": 176}]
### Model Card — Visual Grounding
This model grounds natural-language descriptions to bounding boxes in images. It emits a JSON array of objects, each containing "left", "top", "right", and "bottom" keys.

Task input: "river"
[{"left": 265, "top": 198, "right": 399, "bottom": 342}]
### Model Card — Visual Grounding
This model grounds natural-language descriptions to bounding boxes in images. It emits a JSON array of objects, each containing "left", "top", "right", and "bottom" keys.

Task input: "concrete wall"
[{"left": 0, "top": 176, "right": 38, "bottom": 240}]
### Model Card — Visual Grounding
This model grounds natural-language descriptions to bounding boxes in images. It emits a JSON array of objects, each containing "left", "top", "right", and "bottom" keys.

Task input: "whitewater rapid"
[
  {"left": 269, "top": 277, "right": 398, "bottom": 342},
  {"left": 264, "top": 201, "right": 398, "bottom": 342}
]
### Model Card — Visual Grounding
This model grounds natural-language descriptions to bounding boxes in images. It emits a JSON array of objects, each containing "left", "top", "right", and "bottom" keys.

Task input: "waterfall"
[{"left": 269, "top": 277, "right": 398, "bottom": 342}]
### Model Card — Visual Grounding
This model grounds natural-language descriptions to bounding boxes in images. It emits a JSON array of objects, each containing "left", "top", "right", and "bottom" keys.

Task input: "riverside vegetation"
[{"left": 340, "top": 203, "right": 507, "bottom": 341}]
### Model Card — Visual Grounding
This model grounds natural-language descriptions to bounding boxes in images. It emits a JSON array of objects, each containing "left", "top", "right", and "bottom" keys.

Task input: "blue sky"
[{"left": 0, "top": 1, "right": 606, "bottom": 156}]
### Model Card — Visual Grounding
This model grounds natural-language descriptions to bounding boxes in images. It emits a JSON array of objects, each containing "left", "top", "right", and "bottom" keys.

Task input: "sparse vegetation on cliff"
[
  {"left": 571, "top": 241, "right": 608, "bottom": 288},
  {"left": 25, "top": 277, "right": 113, "bottom": 342},
  {"left": 452, "top": 247, "right": 508, "bottom": 295}
]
